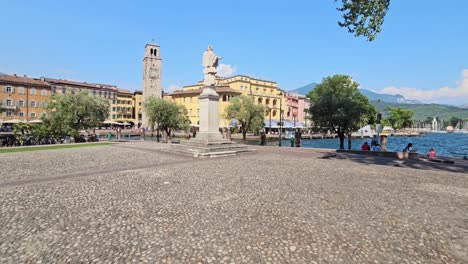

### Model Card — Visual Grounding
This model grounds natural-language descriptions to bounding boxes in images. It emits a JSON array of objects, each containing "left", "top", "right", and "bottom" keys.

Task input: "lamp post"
[
  {"left": 268, "top": 107, "right": 272, "bottom": 135},
  {"left": 279, "top": 93, "right": 283, "bottom": 147}
]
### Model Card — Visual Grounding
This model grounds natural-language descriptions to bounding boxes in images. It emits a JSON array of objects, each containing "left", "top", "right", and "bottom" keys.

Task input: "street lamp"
[{"left": 278, "top": 92, "right": 283, "bottom": 147}]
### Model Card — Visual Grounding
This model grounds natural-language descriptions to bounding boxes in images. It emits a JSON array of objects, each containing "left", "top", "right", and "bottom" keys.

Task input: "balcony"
[{"left": 4, "top": 104, "right": 16, "bottom": 110}]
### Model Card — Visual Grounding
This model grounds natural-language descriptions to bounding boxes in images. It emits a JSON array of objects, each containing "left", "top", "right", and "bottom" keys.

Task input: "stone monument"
[
  {"left": 142, "top": 42, "right": 162, "bottom": 128},
  {"left": 171, "top": 46, "right": 251, "bottom": 157},
  {"left": 196, "top": 45, "right": 225, "bottom": 142}
]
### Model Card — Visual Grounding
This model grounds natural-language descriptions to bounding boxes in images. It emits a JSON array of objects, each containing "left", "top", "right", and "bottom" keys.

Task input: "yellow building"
[
  {"left": 133, "top": 90, "right": 143, "bottom": 125},
  {"left": 111, "top": 89, "right": 133, "bottom": 122},
  {"left": 170, "top": 86, "right": 241, "bottom": 127},
  {"left": 169, "top": 75, "right": 287, "bottom": 127}
]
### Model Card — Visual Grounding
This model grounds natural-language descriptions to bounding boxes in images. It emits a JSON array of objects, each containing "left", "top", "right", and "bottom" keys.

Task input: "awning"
[
  {"left": 3, "top": 119, "right": 22, "bottom": 124},
  {"left": 264, "top": 120, "right": 278, "bottom": 128},
  {"left": 28, "top": 119, "right": 43, "bottom": 124}
]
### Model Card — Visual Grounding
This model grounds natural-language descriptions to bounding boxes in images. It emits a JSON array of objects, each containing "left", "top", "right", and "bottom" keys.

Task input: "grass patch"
[{"left": 0, "top": 143, "right": 114, "bottom": 153}]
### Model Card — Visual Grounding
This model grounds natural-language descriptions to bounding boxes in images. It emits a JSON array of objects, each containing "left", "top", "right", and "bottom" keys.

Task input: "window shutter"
[{"left": 11, "top": 87, "right": 15, "bottom": 93}]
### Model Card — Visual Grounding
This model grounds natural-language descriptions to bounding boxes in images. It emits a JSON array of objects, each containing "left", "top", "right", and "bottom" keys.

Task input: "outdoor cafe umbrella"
[
  {"left": 28, "top": 119, "right": 43, "bottom": 124},
  {"left": 103, "top": 120, "right": 117, "bottom": 124},
  {"left": 3, "top": 119, "right": 22, "bottom": 124}
]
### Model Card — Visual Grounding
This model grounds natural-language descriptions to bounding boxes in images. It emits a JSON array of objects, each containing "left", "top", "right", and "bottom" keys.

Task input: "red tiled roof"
[
  {"left": 0, "top": 74, "right": 50, "bottom": 87},
  {"left": 117, "top": 88, "right": 132, "bottom": 95},
  {"left": 45, "top": 78, "right": 118, "bottom": 90}
]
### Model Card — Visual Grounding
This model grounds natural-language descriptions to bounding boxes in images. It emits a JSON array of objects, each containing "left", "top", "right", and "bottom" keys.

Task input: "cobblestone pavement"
[{"left": 0, "top": 142, "right": 467, "bottom": 263}]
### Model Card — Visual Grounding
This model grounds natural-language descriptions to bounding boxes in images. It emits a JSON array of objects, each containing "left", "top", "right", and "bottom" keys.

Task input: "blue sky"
[{"left": 1, "top": 0, "right": 467, "bottom": 105}]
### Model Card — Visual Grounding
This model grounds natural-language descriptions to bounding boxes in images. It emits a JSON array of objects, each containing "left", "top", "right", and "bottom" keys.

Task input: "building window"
[
  {"left": 138, "top": 102, "right": 141, "bottom": 106},
  {"left": 112, "top": 107, "right": 116, "bottom": 111},
  {"left": 41, "top": 89, "right": 47, "bottom": 96},
  {"left": 104, "top": 92, "right": 107, "bottom": 98},
  {"left": 18, "top": 87, "right": 25, "bottom": 94},
  {"left": 18, "top": 112, "right": 24, "bottom": 117},
  {"left": 112, "top": 114, "right": 116, "bottom": 119},
  {"left": 52, "top": 85, "right": 56, "bottom": 94},
  {"left": 41, "top": 101, "right": 47, "bottom": 108},
  {"left": 5, "top": 86, "right": 13, "bottom": 93},
  {"left": 30, "top": 101, "right": 37, "bottom": 108},
  {"left": 62, "top": 87, "right": 66, "bottom": 94},
  {"left": 5, "top": 111, "right": 13, "bottom": 117},
  {"left": 99, "top": 91, "right": 102, "bottom": 97},
  {"left": 93, "top": 90, "right": 97, "bottom": 96},
  {"left": 18, "top": 100, "right": 24, "bottom": 107},
  {"left": 30, "top": 88, "right": 37, "bottom": 95},
  {"left": 5, "top": 99, "right": 12, "bottom": 106},
  {"left": 30, "top": 112, "right": 36, "bottom": 118}
]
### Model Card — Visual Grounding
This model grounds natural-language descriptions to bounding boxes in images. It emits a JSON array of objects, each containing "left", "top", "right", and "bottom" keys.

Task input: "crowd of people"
[{"left": 360, "top": 137, "right": 437, "bottom": 158}]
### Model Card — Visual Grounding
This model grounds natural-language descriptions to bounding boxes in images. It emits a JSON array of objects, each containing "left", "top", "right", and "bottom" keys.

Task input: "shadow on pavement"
[{"left": 321, "top": 152, "right": 468, "bottom": 174}]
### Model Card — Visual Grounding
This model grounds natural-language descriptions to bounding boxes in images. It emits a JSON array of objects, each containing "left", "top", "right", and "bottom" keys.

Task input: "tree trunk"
[
  {"left": 242, "top": 130, "right": 247, "bottom": 142},
  {"left": 338, "top": 132, "right": 345, "bottom": 150},
  {"left": 347, "top": 132, "right": 352, "bottom": 150}
]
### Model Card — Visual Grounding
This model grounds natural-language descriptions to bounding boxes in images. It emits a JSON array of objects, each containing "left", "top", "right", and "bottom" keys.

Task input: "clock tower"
[{"left": 142, "top": 42, "right": 162, "bottom": 128}]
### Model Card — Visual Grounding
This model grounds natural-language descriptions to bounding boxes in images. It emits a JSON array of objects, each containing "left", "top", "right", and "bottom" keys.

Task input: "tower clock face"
[{"left": 149, "top": 66, "right": 159, "bottom": 79}]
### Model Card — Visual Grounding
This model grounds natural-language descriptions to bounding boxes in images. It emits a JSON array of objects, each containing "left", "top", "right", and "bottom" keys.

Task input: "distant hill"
[
  {"left": 372, "top": 101, "right": 468, "bottom": 120},
  {"left": 359, "top": 89, "right": 421, "bottom": 104},
  {"left": 289, "top": 82, "right": 420, "bottom": 104},
  {"left": 289, "top": 82, "right": 468, "bottom": 120},
  {"left": 288, "top": 83, "right": 318, "bottom": 96}
]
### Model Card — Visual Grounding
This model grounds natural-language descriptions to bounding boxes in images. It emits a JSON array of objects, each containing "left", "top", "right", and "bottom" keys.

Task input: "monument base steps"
[{"left": 169, "top": 140, "right": 254, "bottom": 158}]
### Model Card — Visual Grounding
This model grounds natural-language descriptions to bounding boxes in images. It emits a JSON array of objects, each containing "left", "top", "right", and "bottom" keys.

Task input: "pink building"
[
  {"left": 287, "top": 93, "right": 310, "bottom": 127},
  {"left": 286, "top": 94, "right": 299, "bottom": 124}
]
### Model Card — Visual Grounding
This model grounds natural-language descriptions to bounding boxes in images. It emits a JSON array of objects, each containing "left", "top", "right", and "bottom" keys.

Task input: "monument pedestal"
[{"left": 171, "top": 86, "right": 252, "bottom": 158}]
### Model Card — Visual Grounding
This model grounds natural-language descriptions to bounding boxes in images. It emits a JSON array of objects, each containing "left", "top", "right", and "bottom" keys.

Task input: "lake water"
[{"left": 243, "top": 132, "right": 468, "bottom": 158}]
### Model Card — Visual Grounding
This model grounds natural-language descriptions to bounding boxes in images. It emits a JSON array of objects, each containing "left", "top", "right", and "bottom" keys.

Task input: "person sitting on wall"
[
  {"left": 371, "top": 143, "right": 381, "bottom": 151},
  {"left": 403, "top": 143, "right": 413, "bottom": 153},
  {"left": 428, "top": 148, "right": 436, "bottom": 158},
  {"left": 361, "top": 142, "right": 370, "bottom": 151}
]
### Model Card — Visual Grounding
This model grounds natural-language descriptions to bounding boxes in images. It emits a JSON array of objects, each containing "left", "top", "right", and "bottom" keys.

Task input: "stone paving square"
[{"left": 0, "top": 142, "right": 467, "bottom": 263}]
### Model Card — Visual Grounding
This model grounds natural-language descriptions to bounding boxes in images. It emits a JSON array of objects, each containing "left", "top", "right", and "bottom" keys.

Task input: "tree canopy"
[
  {"left": 143, "top": 97, "right": 190, "bottom": 140},
  {"left": 225, "top": 95, "right": 265, "bottom": 141},
  {"left": 385, "top": 106, "right": 414, "bottom": 129},
  {"left": 336, "top": 0, "right": 390, "bottom": 41},
  {"left": 307, "top": 75, "right": 376, "bottom": 149},
  {"left": 43, "top": 90, "right": 109, "bottom": 139}
]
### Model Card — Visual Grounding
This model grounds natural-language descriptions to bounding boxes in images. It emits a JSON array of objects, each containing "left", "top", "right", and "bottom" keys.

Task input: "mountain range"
[
  {"left": 288, "top": 83, "right": 468, "bottom": 119},
  {"left": 288, "top": 83, "right": 420, "bottom": 104}
]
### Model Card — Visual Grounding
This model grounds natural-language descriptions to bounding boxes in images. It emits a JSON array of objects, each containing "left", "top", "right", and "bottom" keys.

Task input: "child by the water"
[{"left": 428, "top": 148, "right": 436, "bottom": 158}]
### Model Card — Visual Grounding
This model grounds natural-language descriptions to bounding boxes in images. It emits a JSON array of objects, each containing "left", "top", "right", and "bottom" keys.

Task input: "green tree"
[
  {"left": 449, "top": 116, "right": 462, "bottom": 128},
  {"left": 143, "top": 97, "right": 190, "bottom": 141},
  {"left": 307, "top": 75, "right": 376, "bottom": 150},
  {"left": 13, "top": 122, "right": 31, "bottom": 145},
  {"left": 43, "top": 90, "right": 109, "bottom": 140},
  {"left": 225, "top": 95, "right": 265, "bottom": 141},
  {"left": 385, "top": 106, "right": 414, "bottom": 129},
  {"left": 336, "top": 0, "right": 391, "bottom": 41}
]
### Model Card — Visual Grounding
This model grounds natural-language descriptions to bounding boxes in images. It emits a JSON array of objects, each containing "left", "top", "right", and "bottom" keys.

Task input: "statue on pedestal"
[{"left": 202, "top": 45, "right": 222, "bottom": 87}]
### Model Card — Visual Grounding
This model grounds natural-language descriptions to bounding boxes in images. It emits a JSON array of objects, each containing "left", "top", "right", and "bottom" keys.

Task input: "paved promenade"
[{"left": 0, "top": 142, "right": 467, "bottom": 263}]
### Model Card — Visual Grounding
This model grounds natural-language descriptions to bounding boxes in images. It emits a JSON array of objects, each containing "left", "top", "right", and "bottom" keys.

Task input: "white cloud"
[
  {"left": 166, "top": 84, "right": 181, "bottom": 93},
  {"left": 217, "top": 64, "right": 236, "bottom": 77},
  {"left": 379, "top": 69, "right": 468, "bottom": 104}
]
